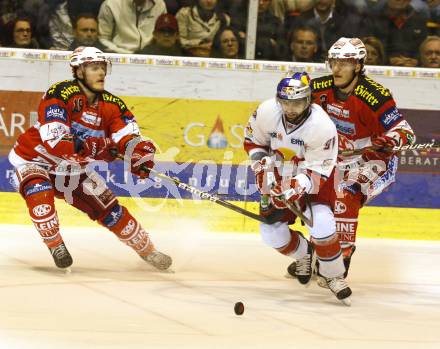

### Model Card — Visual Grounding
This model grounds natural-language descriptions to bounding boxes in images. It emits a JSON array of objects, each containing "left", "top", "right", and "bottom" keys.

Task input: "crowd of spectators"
[{"left": 0, "top": 0, "right": 439, "bottom": 68}]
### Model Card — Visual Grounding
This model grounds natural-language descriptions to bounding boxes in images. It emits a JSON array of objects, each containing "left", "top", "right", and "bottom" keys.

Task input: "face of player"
[
  {"left": 278, "top": 98, "right": 309, "bottom": 123},
  {"left": 219, "top": 30, "right": 239, "bottom": 58},
  {"left": 420, "top": 40, "right": 440, "bottom": 68},
  {"left": 74, "top": 17, "right": 98, "bottom": 46},
  {"left": 14, "top": 20, "right": 32, "bottom": 47},
  {"left": 329, "top": 58, "right": 361, "bottom": 88},
  {"left": 79, "top": 62, "right": 107, "bottom": 92}
]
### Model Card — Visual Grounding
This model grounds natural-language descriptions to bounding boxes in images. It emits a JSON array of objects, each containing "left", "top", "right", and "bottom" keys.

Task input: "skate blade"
[
  {"left": 284, "top": 272, "right": 295, "bottom": 279},
  {"left": 340, "top": 297, "right": 351, "bottom": 306},
  {"left": 62, "top": 267, "right": 72, "bottom": 274}
]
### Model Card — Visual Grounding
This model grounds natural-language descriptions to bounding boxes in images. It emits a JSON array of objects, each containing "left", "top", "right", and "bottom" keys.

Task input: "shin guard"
[
  {"left": 99, "top": 204, "right": 155, "bottom": 256},
  {"left": 22, "top": 179, "right": 63, "bottom": 248}
]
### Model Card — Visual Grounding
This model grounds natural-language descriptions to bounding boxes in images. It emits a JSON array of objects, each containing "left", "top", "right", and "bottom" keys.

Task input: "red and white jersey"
[
  {"left": 311, "top": 74, "right": 414, "bottom": 166},
  {"left": 244, "top": 98, "right": 338, "bottom": 193},
  {"left": 9, "top": 79, "right": 140, "bottom": 169}
]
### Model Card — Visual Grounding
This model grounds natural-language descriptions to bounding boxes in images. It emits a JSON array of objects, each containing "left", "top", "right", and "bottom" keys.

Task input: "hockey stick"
[
  {"left": 338, "top": 141, "right": 439, "bottom": 157},
  {"left": 112, "top": 152, "right": 270, "bottom": 224}
]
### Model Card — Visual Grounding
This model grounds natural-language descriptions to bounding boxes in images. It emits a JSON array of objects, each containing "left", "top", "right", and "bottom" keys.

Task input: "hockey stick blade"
[
  {"left": 112, "top": 152, "right": 270, "bottom": 224},
  {"left": 339, "top": 141, "right": 440, "bottom": 157}
]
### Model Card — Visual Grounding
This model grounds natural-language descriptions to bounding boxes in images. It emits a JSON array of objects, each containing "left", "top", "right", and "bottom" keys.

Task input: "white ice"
[{"left": 1, "top": 223, "right": 439, "bottom": 349}]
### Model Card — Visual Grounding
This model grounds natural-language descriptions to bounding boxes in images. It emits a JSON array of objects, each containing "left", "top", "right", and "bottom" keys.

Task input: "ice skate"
[
  {"left": 49, "top": 242, "right": 73, "bottom": 269},
  {"left": 295, "top": 242, "right": 315, "bottom": 285},
  {"left": 141, "top": 250, "right": 172, "bottom": 270},
  {"left": 324, "top": 275, "right": 352, "bottom": 306},
  {"left": 285, "top": 260, "right": 297, "bottom": 279}
]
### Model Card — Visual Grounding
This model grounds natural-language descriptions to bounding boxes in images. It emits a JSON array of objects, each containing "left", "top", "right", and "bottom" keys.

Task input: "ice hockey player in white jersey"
[{"left": 244, "top": 72, "right": 352, "bottom": 304}]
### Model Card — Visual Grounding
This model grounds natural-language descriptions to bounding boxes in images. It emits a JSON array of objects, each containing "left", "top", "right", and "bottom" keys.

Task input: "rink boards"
[{"left": 0, "top": 49, "right": 438, "bottom": 239}]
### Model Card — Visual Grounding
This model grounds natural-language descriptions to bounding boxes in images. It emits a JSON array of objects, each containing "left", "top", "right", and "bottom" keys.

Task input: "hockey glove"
[
  {"left": 270, "top": 178, "right": 306, "bottom": 209},
  {"left": 79, "top": 137, "right": 118, "bottom": 162},
  {"left": 363, "top": 133, "right": 400, "bottom": 162},
  {"left": 130, "top": 140, "right": 156, "bottom": 179},
  {"left": 250, "top": 156, "right": 277, "bottom": 195}
]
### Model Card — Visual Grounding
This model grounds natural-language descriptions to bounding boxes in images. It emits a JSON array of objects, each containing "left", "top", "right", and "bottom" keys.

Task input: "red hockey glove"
[
  {"left": 250, "top": 156, "right": 278, "bottom": 195},
  {"left": 79, "top": 137, "right": 118, "bottom": 162},
  {"left": 363, "top": 133, "right": 400, "bottom": 162},
  {"left": 270, "top": 178, "right": 306, "bottom": 209},
  {"left": 130, "top": 140, "right": 156, "bottom": 179}
]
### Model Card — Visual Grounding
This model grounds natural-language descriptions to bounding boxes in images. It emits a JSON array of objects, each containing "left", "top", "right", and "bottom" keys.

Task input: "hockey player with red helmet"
[
  {"left": 8, "top": 47, "right": 172, "bottom": 271},
  {"left": 288, "top": 38, "right": 415, "bottom": 283},
  {"left": 244, "top": 72, "right": 352, "bottom": 304}
]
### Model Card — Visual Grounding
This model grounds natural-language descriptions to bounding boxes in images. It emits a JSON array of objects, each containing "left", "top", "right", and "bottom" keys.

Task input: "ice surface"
[{"left": 0, "top": 224, "right": 439, "bottom": 349}]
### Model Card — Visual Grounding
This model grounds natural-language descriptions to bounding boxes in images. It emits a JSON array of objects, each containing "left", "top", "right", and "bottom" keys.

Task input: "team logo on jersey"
[
  {"left": 290, "top": 138, "right": 304, "bottom": 145},
  {"left": 121, "top": 219, "right": 136, "bottom": 236},
  {"left": 25, "top": 181, "right": 52, "bottom": 197},
  {"left": 45, "top": 105, "right": 67, "bottom": 122},
  {"left": 73, "top": 97, "right": 83, "bottom": 113},
  {"left": 102, "top": 205, "right": 123, "bottom": 228},
  {"left": 327, "top": 104, "right": 350, "bottom": 118},
  {"left": 277, "top": 133, "right": 283, "bottom": 141},
  {"left": 319, "top": 94, "right": 327, "bottom": 110},
  {"left": 81, "top": 111, "right": 102, "bottom": 126},
  {"left": 334, "top": 201, "right": 347, "bottom": 214},
  {"left": 32, "top": 204, "right": 52, "bottom": 217},
  {"left": 379, "top": 106, "right": 402, "bottom": 130},
  {"left": 329, "top": 116, "right": 356, "bottom": 135}
]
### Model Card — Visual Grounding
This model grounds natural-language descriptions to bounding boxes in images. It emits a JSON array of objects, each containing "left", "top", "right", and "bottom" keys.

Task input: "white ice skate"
[{"left": 324, "top": 275, "right": 352, "bottom": 306}]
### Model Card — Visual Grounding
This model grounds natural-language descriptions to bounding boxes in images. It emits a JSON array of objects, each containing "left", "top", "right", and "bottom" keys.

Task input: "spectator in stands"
[
  {"left": 288, "top": 0, "right": 363, "bottom": 55},
  {"left": 419, "top": 35, "right": 440, "bottom": 67},
  {"left": 255, "top": 0, "right": 287, "bottom": 60},
  {"left": 98, "top": 0, "right": 167, "bottom": 53},
  {"left": 69, "top": 14, "right": 106, "bottom": 51},
  {"left": 5, "top": 15, "right": 40, "bottom": 49},
  {"left": 362, "top": 36, "right": 386, "bottom": 65},
  {"left": 176, "top": 0, "right": 230, "bottom": 57},
  {"left": 211, "top": 26, "right": 243, "bottom": 58},
  {"left": 287, "top": 25, "right": 319, "bottom": 62},
  {"left": 48, "top": 1, "right": 74, "bottom": 50},
  {"left": 365, "top": 0, "right": 427, "bottom": 67},
  {"left": 271, "top": 0, "right": 314, "bottom": 23},
  {"left": 137, "top": 13, "right": 184, "bottom": 56},
  {"left": 223, "top": 0, "right": 247, "bottom": 38}
]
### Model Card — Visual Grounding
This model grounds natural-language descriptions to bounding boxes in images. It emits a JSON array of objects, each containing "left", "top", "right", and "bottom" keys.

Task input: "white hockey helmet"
[
  {"left": 328, "top": 37, "right": 367, "bottom": 61},
  {"left": 70, "top": 46, "right": 111, "bottom": 71}
]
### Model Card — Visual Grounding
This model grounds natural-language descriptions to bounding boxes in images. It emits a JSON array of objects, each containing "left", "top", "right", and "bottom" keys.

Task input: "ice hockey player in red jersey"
[
  {"left": 288, "top": 38, "right": 415, "bottom": 282},
  {"left": 8, "top": 47, "right": 172, "bottom": 271},
  {"left": 244, "top": 72, "right": 352, "bottom": 304}
]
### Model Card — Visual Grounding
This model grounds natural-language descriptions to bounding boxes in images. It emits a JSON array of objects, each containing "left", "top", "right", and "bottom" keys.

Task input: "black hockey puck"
[{"left": 234, "top": 302, "right": 244, "bottom": 315}]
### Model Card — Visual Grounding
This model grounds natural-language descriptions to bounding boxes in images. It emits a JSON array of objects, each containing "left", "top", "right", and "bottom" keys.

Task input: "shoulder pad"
[
  {"left": 354, "top": 75, "right": 393, "bottom": 111},
  {"left": 311, "top": 75, "right": 334, "bottom": 93},
  {"left": 46, "top": 80, "right": 81, "bottom": 103},
  {"left": 101, "top": 91, "right": 128, "bottom": 112}
]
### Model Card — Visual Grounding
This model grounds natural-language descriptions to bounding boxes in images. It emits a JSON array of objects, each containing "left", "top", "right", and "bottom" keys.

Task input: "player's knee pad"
[
  {"left": 15, "top": 164, "right": 51, "bottom": 197},
  {"left": 99, "top": 204, "right": 154, "bottom": 256},
  {"left": 307, "top": 204, "right": 335, "bottom": 239},
  {"left": 260, "top": 221, "right": 291, "bottom": 249}
]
